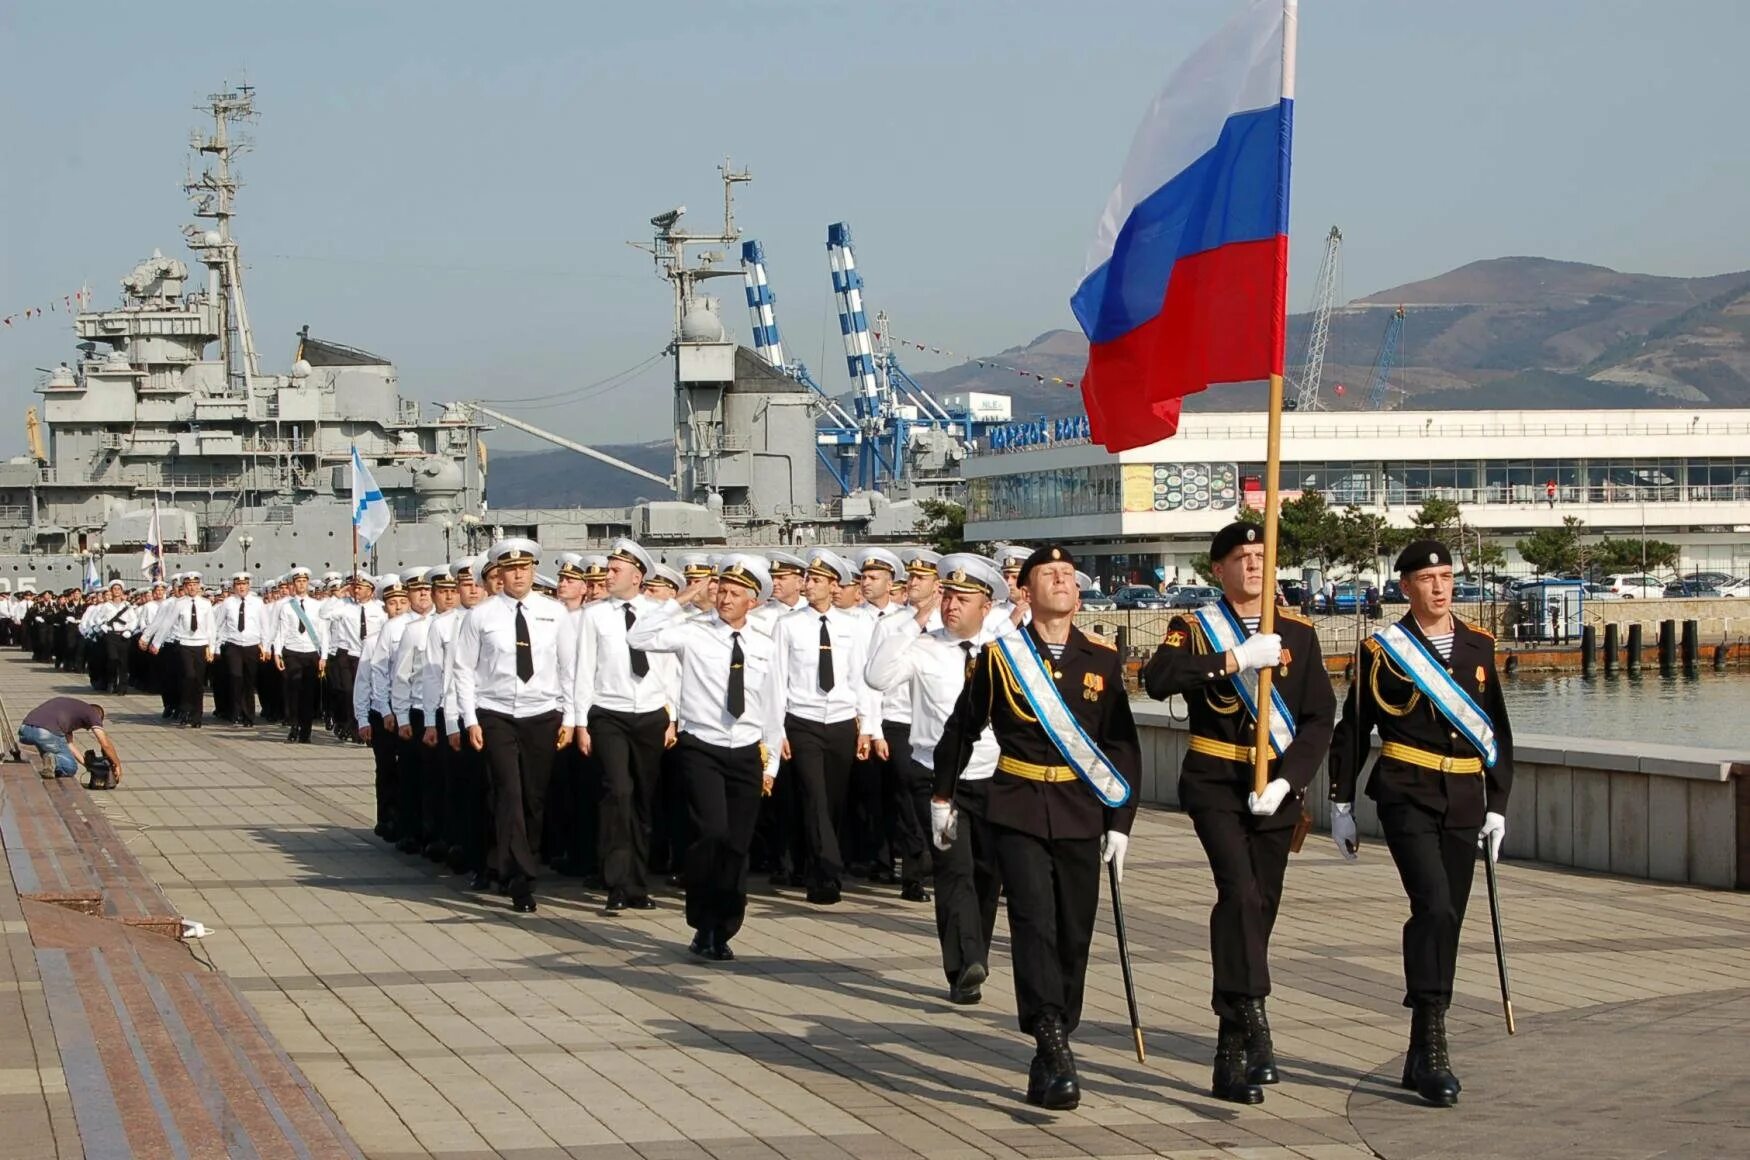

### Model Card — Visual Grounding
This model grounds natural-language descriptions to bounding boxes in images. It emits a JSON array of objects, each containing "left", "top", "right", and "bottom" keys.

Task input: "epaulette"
[
  {"left": 1363, "top": 636, "right": 1382, "bottom": 654},
  {"left": 1275, "top": 609, "right": 1312, "bottom": 627},
  {"left": 1083, "top": 631, "right": 1116, "bottom": 650},
  {"left": 1455, "top": 615, "right": 1495, "bottom": 641}
]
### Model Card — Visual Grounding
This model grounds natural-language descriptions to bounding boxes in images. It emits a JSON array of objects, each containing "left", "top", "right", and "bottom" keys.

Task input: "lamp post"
[
  {"left": 437, "top": 517, "right": 453, "bottom": 560},
  {"left": 238, "top": 533, "right": 254, "bottom": 573}
]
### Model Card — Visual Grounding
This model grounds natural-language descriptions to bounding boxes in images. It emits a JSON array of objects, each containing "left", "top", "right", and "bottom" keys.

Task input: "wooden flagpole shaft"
[{"left": 1251, "top": 371, "right": 1287, "bottom": 797}]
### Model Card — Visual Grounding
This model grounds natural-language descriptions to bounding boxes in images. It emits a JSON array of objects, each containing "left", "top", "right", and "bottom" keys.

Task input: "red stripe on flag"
[{"left": 1080, "top": 235, "right": 1287, "bottom": 452}]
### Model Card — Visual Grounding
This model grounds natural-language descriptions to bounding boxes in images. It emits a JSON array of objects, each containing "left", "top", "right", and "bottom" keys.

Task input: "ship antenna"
[{"left": 184, "top": 84, "right": 261, "bottom": 394}]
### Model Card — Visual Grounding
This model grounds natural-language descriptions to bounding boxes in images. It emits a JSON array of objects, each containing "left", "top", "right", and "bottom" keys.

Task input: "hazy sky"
[{"left": 4, "top": 0, "right": 1746, "bottom": 453}]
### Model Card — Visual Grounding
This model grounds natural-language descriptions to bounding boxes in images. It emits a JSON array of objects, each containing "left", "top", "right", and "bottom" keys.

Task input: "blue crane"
[{"left": 1363, "top": 306, "right": 1405, "bottom": 410}]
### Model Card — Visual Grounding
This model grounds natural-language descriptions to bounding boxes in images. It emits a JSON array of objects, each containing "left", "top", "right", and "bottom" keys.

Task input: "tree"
[
  {"left": 1275, "top": 490, "right": 1337, "bottom": 572},
  {"left": 1332, "top": 506, "right": 1397, "bottom": 576},
  {"left": 1588, "top": 535, "right": 1680, "bottom": 576},
  {"left": 1409, "top": 497, "right": 1462, "bottom": 543},
  {"left": 914, "top": 499, "right": 965, "bottom": 554},
  {"left": 1515, "top": 516, "right": 1584, "bottom": 576},
  {"left": 1472, "top": 539, "right": 1507, "bottom": 575}
]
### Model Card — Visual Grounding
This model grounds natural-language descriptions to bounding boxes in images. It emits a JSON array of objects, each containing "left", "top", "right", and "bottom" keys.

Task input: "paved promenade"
[{"left": 4, "top": 652, "right": 1748, "bottom": 1159}]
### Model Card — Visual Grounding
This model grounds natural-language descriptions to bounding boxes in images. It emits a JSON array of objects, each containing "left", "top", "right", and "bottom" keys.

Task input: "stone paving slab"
[{"left": 5, "top": 656, "right": 1750, "bottom": 1159}]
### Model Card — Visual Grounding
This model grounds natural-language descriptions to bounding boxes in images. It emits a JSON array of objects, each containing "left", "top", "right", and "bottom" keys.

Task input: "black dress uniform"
[
  {"left": 936, "top": 563, "right": 1139, "bottom": 1112},
  {"left": 1330, "top": 540, "right": 1514, "bottom": 1108},
  {"left": 1142, "top": 591, "right": 1334, "bottom": 1102}
]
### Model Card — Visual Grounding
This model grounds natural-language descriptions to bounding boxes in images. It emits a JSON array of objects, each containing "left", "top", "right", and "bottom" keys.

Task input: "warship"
[{"left": 2, "top": 87, "right": 1002, "bottom": 592}]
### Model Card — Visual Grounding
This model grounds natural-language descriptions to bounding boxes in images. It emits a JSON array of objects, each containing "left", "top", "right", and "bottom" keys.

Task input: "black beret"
[
  {"left": 1018, "top": 544, "right": 1076, "bottom": 585},
  {"left": 1395, "top": 539, "right": 1454, "bottom": 574},
  {"left": 1209, "top": 521, "right": 1263, "bottom": 561}
]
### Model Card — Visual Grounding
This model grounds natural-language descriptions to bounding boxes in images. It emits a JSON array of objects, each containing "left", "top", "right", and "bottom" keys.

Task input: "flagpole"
[{"left": 1251, "top": 0, "right": 1297, "bottom": 799}]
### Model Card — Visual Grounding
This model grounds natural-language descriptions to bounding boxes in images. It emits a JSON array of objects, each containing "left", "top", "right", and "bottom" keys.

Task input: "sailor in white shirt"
[
  {"left": 388, "top": 568, "right": 441, "bottom": 854},
  {"left": 444, "top": 558, "right": 498, "bottom": 887},
  {"left": 767, "top": 547, "right": 882, "bottom": 905},
  {"left": 323, "top": 573, "right": 384, "bottom": 743},
  {"left": 452, "top": 539, "right": 578, "bottom": 914},
  {"left": 150, "top": 572, "right": 217, "bottom": 727},
  {"left": 215, "top": 572, "right": 266, "bottom": 726},
  {"left": 746, "top": 551, "right": 808, "bottom": 637},
  {"left": 850, "top": 546, "right": 921, "bottom": 895},
  {"left": 87, "top": 581, "right": 137, "bottom": 695},
  {"left": 642, "top": 562, "right": 683, "bottom": 601},
  {"left": 626, "top": 554, "right": 781, "bottom": 961},
  {"left": 675, "top": 554, "right": 718, "bottom": 623},
  {"left": 989, "top": 544, "right": 1033, "bottom": 636},
  {"left": 417, "top": 563, "right": 469, "bottom": 869},
  {"left": 573, "top": 538, "right": 682, "bottom": 911},
  {"left": 867, "top": 553, "right": 1006, "bottom": 1004},
  {"left": 355, "top": 576, "right": 410, "bottom": 839},
  {"left": 270, "top": 567, "right": 330, "bottom": 743}
]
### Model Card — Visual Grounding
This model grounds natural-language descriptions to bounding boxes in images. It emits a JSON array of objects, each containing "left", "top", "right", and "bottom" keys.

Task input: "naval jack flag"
[
  {"left": 351, "top": 445, "right": 392, "bottom": 550},
  {"left": 141, "top": 500, "right": 164, "bottom": 582}
]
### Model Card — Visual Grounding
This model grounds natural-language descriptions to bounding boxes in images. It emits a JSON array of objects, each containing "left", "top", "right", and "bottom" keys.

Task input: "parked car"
[
  {"left": 1166, "top": 585, "right": 1223, "bottom": 609},
  {"left": 1601, "top": 573, "right": 1663, "bottom": 599},
  {"left": 1321, "top": 581, "right": 1366, "bottom": 612},
  {"left": 1583, "top": 583, "right": 1622, "bottom": 599},
  {"left": 1111, "top": 585, "right": 1170, "bottom": 610},
  {"left": 1279, "top": 580, "right": 1307, "bottom": 608},
  {"left": 1718, "top": 577, "right": 1749, "bottom": 598},
  {"left": 1078, "top": 588, "right": 1116, "bottom": 611},
  {"left": 1685, "top": 571, "right": 1735, "bottom": 589},
  {"left": 1664, "top": 579, "right": 1720, "bottom": 597},
  {"left": 1452, "top": 581, "right": 1484, "bottom": 602},
  {"left": 1381, "top": 579, "right": 1407, "bottom": 604}
]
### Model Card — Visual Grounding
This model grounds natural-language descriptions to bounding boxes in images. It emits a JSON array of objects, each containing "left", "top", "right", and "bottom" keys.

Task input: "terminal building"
[{"left": 963, "top": 408, "right": 1750, "bottom": 587}]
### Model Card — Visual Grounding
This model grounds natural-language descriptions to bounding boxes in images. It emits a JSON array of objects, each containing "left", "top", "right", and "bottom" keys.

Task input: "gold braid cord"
[{"left": 989, "top": 643, "right": 1039, "bottom": 724}]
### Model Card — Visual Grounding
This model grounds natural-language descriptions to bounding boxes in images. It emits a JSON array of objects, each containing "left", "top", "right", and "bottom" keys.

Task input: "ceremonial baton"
[
  {"left": 1481, "top": 848, "right": 1517, "bottom": 1035},
  {"left": 1108, "top": 861, "right": 1146, "bottom": 1063}
]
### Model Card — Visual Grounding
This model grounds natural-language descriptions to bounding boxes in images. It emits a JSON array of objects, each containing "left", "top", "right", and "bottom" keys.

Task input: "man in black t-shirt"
[{"left": 19, "top": 696, "right": 124, "bottom": 783}]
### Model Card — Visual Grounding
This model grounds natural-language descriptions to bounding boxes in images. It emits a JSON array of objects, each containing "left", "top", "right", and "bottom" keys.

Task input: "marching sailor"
[
  {"left": 389, "top": 568, "right": 438, "bottom": 854},
  {"left": 934, "top": 545, "right": 1139, "bottom": 1111},
  {"left": 325, "top": 573, "right": 384, "bottom": 742},
  {"left": 1141, "top": 521, "right": 1336, "bottom": 1104},
  {"left": 271, "top": 566, "right": 330, "bottom": 743},
  {"left": 358, "top": 575, "right": 412, "bottom": 839},
  {"left": 217, "top": 572, "right": 266, "bottom": 726},
  {"left": 852, "top": 546, "right": 914, "bottom": 892},
  {"left": 1329, "top": 539, "right": 1515, "bottom": 1108},
  {"left": 573, "top": 538, "right": 680, "bottom": 913},
  {"left": 766, "top": 547, "right": 881, "bottom": 905},
  {"left": 149, "top": 572, "right": 216, "bottom": 727},
  {"left": 866, "top": 552, "right": 1005, "bottom": 1004},
  {"left": 452, "top": 538, "right": 577, "bottom": 915},
  {"left": 625, "top": 555, "right": 781, "bottom": 961}
]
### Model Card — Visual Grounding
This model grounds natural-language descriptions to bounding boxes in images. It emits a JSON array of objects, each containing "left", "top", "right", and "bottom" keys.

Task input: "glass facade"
[{"left": 971, "top": 457, "right": 1750, "bottom": 522}]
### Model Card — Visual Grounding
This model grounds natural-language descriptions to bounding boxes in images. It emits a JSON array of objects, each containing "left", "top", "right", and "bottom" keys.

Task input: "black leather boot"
[
  {"left": 1402, "top": 1003, "right": 1459, "bottom": 1107},
  {"left": 1034, "top": 1014, "right": 1081, "bottom": 1110},
  {"left": 1238, "top": 997, "right": 1279, "bottom": 1085},
  {"left": 1024, "top": 1051, "right": 1048, "bottom": 1106},
  {"left": 1211, "top": 1019, "right": 1264, "bottom": 1104}
]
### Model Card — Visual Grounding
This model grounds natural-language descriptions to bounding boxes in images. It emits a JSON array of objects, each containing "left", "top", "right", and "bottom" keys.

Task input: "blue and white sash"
[
  {"left": 992, "top": 629, "right": 1131, "bottom": 808},
  {"left": 1192, "top": 604, "right": 1296, "bottom": 758},
  {"left": 1373, "top": 624, "right": 1498, "bottom": 768}
]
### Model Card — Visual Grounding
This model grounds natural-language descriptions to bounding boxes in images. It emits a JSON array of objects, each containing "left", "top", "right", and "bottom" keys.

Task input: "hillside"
[
  {"left": 907, "top": 257, "right": 1750, "bottom": 417},
  {"left": 483, "top": 441, "right": 671, "bottom": 509}
]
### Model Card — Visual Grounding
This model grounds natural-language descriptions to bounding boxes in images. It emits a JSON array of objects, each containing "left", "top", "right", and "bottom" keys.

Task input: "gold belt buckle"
[{"left": 1439, "top": 755, "right": 1455, "bottom": 773}]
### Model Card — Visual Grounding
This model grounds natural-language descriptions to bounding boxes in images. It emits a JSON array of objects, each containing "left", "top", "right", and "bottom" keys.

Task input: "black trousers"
[
  {"left": 327, "top": 652, "right": 360, "bottom": 738},
  {"left": 592, "top": 706, "right": 670, "bottom": 899},
  {"left": 397, "top": 708, "right": 428, "bottom": 844},
  {"left": 421, "top": 710, "right": 449, "bottom": 850},
  {"left": 447, "top": 726, "right": 492, "bottom": 875},
  {"left": 221, "top": 643, "right": 260, "bottom": 724},
  {"left": 546, "top": 742, "right": 579, "bottom": 867},
  {"left": 932, "top": 774, "right": 1002, "bottom": 983},
  {"left": 679, "top": 734, "right": 764, "bottom": 943},
  {"left": 178, "top": 645, "right": 209, "bottom": 725},
  {"left": 281, "top": 650, "right": 320, "bottom": 738},
  {"left": 369, "top": 710, "right": 398, "bottom": 831},
  {"left": 156, "top": 648, "right": 180, "bottom": 715},
  {"left": 1190, "top": 807, "right": 1295, "bottom": 1021},
  {"left": 1380, "top": 801, "right": 1480, "bottom": 1008},
  {"left": 478, "top": 708, "right": 562, "bottom": 896},
  {"left": 86, "top": 635, "right": 108, "bottom": 690},
  {"left": 885, "top": 723, "right": 935, "bottom": 885},
  {"left": 993, "top": 824, "right": 1102, "bottom": 1036},
  {"left": 751, "top": 752, "right": 805, "bottom": 877},
  {"left": 258, "top": 657, "right": 283, "bottom": 722},
  {"left": 104, "top": 634, "right": 131, "bottom": 694},
  {"left": 784, "top": 715, "right": 858, "bottom": 890}
]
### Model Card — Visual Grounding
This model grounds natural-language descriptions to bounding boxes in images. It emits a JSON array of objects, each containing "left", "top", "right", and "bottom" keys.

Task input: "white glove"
[
  {"left": 1231, "top": 632, "right": 1283, "bottom": 673},
  {"left": 1247, "top": 777, "right": 1292, "bottom": 817},
  {"left": 930, "top": 799, "right": 957, "bottom": 850},
  {"left": 1100, "top": 830, "right": 1129, "bottom": 883},
  {"left": 1330, "top": 801, "right": 1359, "bottom": 862},
  {"left": 1478, "top": 811, "right": 1506, "bottom": 863}
]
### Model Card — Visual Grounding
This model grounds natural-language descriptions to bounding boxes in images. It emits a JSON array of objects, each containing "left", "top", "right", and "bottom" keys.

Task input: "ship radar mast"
[{"left": 182, "top": 85, "right": 261, "bottom": 394}]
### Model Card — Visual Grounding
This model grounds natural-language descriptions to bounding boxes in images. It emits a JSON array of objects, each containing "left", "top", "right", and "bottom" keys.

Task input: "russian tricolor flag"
[{"left": 1071, "top": 0, "right": 1295, "bottom": 452}]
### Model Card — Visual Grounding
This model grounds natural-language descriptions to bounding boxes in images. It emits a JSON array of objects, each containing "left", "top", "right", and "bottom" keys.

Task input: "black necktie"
[
  {"left": 188, "top": 600, "right": 197, "bottom": 631},
  {"left": 727, "top": 631, "right": 745, "bottom": 718},
  {"left": 296, "top": 599, "right": 307, "bottom": 633},
  {"left": 818, "top": 614, "right": 835, "bottom": 692},
  {"left": 624, "top": 602, "right": 648, "bottom": 678},
  {"left": 359, "top": 606, "right": 367, "bottom": 640},
  {"left": 238, "top": 601, "right": 245, "bottom": 631},
  {"left": 514, "top": 601, "right": 534, "bottom": 682},
  {"left": 960, "top": 639, "right": 975, "bottom": 679}
]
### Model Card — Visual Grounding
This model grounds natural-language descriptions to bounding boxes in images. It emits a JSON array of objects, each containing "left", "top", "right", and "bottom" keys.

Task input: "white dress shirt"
[
  {"left": 625, "top": 602, "right": 779, "bottom": 775},
  {"left": 152, "top": 595, "right": 217, "bottom": 649},
  {"left": 746, "top": 594, "right": 807, "bottom": 639},
  {"left": 861, "top": 599, "right": 915, "bottom": 725},
  {"left": 325, "top": 598, "right": 386, "bottom": 658},
  {"left": 389, "top": 611, "right": 433, "bottom": 719},
  {"left": 367, "top": 611, "right": 415, "bottom": 720},
  {"left": 422, "top": 607, "right": 463, "bottom": 733},
  {"left": 216, "top": 593, "right": 266, "bottom": 649},
  {"left": 767, "top": 604, "right": 882, "bottom": 739},
  {"left": 452, "top": 592, "right": 577, "bottom": 728},
  {"left": 96, "top": 601, "right": 139, "bottom": 636},
  {"left": 865, "top": 618, "right": 1000, "bottom": 781},
  {"left": 573, "top": 594, "right": 681, "bottom": 720},
  {"left": 272, "top": 594, "right": 330, "bottom": 657}
]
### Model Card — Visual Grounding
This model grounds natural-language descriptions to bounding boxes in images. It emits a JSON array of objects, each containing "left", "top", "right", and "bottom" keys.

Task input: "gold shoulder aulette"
[
  {"left": 1082, "top": 630, "right": 1117, "bottom": 650},
  {"left": 1456, "top": 615, "right": 1495, "bottom": 641},
  {"left": 1275, "top": 609, "right": 1312, "bottom": 627},
  {"left": 1363, "top": 636, "right": 1383, "bottom": 654}
]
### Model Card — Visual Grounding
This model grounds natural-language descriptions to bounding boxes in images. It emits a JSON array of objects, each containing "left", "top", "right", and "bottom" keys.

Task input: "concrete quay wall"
[{"left": 1131, "top": 702, "right": 1749, "bottom": 890}]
